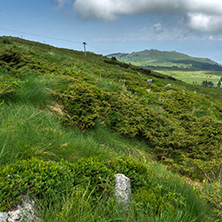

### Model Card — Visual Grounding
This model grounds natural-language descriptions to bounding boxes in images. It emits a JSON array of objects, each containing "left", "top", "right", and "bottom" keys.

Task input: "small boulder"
[
  {"left": 115, "top": 174, "right": 131, "bottom": 207},
  {"left": 0, "top": 196, "right": 41, "bottom": 222},
  {"left": 0, "top": 212, "right": 8, "bottom": 222}
]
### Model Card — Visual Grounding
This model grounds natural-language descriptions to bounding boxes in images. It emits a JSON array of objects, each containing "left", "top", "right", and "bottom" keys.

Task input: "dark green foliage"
[
  {"left": 173, "top": 59, "right": 222, "bottom": 71},
  {"left": 2, "top": 38, "right": 12, "bottom": 45},
  {"left": 0, "top": 48, "right": 27, "bottom": 71},
  {"left": 105, "top": 93, "right": 147, "bottom": 137},
  {"left": 59, "top": 82, "right": 105, "bottom": 130},
  {"left": 0, "top": 156, "right": 213, "bottom": 222},
  {"left": 104, "top": 58, "right": 130, "bottom": 68},
  {"left": 0, "top": 156, "right": 148, "bottom": 211},
  {"left": 170, "top": 116, "right": 222, "bottom": 179},
  {"left": 0, "top": 158, "right": 75, "bottom": 211},
  {"left": 56, "top": 77, "right": 222, "bottom": 180},
  {"left": 0, "top": 49, "right": 22, "bottom": 65},
  {"left": 158, "top": 91, "right": 194, "bottom": 115},
  {"left": 109, "top": 156, "right": 150, "bottom": 191},
  {"left": 73, "top": 157, "right": 114, "bottom": 193}
]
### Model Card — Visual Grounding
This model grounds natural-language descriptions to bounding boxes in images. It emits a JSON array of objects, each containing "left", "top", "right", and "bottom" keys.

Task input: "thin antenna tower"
[{"left": 83, "top": 42, "right": 87, "bottom": 56}]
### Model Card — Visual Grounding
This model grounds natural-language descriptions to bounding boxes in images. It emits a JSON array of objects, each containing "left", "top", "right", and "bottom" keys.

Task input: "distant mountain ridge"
[{"left": 107, "top": 49, "right": 222, "bottom": 71}]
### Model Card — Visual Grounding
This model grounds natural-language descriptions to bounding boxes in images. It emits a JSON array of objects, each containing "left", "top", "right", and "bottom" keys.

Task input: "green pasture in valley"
[{"left": 157, "top": 70, "right": 222, "bottom": 85}]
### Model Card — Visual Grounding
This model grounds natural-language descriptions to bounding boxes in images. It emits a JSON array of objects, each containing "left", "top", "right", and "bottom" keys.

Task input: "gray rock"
[
  {"left": 0, "top": 196, "right": 41, "bottom": 222},
  {"left": 0, "top": 212, "right": 8, "bottom": 222},
  {"left": 8, "top": 209, "right": 21, "bottom": 222},
  {"left": 115, "top": 174, "right": 131, "bottom": 207}
]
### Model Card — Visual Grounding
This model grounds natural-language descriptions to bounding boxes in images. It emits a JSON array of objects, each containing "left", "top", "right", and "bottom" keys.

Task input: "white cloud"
[
  {"left": 152, "top": 23, "right": 164, "bottom": 33},
  {"left": 209, "top": 35, "right": 214, "bottom": 40},
  {"left": 74, "top": 0, "right": 186, "bottom": 20},
  {"left": 72, "top": 0, "right": 222, "bottom": 33},
  {"left": 209, "top": 35, "right": 222, "bottom": 41},
  {"left": 188, "top": 13, "right": 222, "bottom": 32}
]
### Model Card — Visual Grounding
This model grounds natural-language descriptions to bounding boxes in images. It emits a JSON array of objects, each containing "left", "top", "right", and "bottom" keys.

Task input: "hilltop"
[
  {"left": 0, "top": 36, "right": 222, "bottom": 221},
  {"left": 108, "top": 49, "right": 222, "bottom": 71}
]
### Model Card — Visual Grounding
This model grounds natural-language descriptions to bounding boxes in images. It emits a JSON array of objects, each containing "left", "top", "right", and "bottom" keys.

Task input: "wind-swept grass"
[
  {"left": 0, "top": 102, "right": 150, "bottom": 167},
  {"left": 6, "top": 75, "right": 50, "bottom": 108}
]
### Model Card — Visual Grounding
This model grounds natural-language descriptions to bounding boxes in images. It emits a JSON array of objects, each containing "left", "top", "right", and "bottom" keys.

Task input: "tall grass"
[
  {"left": 0, "top": 102, "right": 151, "bottom": 167},
  {"left": 38, "top": 168, "right": 215, "bottom": 222},
  {"left": 0, "top": 73, "right": 152, "bottom": 166},
  {"left": 0, "top": 103, "right": 111, "bottom": 166},
  {"left": 8, "top": 76, "right": 50, "bottom": 108}
]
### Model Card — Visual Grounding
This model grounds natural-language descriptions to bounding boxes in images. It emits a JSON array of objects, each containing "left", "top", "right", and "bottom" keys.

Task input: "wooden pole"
[{"left": 83, "top": 42, "right": 87, "bottom": 56}]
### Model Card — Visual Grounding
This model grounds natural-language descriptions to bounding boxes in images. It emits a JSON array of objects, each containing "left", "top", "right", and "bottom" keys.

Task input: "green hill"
[
  {"left": 0, "top": 36, "right": 222, "bottom": 221},
  {"left": 108, "top": 49, "right": 222, "bottom": 71}
]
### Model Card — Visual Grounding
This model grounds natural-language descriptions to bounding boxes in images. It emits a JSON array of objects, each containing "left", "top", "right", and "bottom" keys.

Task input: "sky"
[{"left": 1, "top": 0, "right": 222, "bottom": 64}]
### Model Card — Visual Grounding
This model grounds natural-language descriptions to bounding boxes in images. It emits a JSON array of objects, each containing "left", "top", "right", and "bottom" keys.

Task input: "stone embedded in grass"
[
  {"left": 115, "top": 174, "right": 131, "bottom": 207},
  {"left": 0, "top": 196, "right": 41, "bottom": 222},
  {"left": 0, "top": 212, "right": 8, "bottom": 222}
]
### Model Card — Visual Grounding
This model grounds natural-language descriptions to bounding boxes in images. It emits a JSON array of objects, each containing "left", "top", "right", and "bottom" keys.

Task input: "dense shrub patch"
[
  {"left": 0, "top": 156, "right": 213, "bottom": 221},
  {"left": 0, "top": 156, "right": 149, "bottom": 211},
  {"left": 57, "top": 81, "right": 222, "bottom": 180},
  {"left": 0, "top": 158, "right": 74, "bottom": 210}
]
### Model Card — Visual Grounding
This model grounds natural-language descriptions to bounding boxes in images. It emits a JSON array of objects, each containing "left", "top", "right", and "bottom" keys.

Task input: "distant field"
[{"left": 157, "top": 70, "right": 222, "bottom": 85}]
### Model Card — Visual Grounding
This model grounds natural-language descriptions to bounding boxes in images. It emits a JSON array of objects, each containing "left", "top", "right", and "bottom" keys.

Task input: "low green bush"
[
  {"left": 73, "top": 157, "right": 114, "bottom": 194},
  {"left": 57, "top": 80, "right": 222, "bottom": 180},
  {"left": 0, "top": 156, "right": 149, "bottom": 211},
  {"left": 0, "top": 158, "right": 75, "bottom": 211},
  {"left": 2, "top": 38, "right": 12, "bottom": 45},
  {"left": 0, "top": 49, "right": 23, "bottom": 66},
  {"left": 1, "top": 155, "right": 202, "bottom": 219},
  {"left": 59, "top": 82, "right": 106, "bottom": 130},
  {"left": 109, "top": 156, "right": 150, "bottom": 191}
]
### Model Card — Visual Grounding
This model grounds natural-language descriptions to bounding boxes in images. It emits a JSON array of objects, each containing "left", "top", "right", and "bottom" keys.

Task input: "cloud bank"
[{"left": 71, "top": 0, "right": 222, "bottom": 33}]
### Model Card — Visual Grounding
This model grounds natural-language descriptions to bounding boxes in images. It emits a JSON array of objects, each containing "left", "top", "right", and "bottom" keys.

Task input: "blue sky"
[{"left": 1, "top": 0, "right": 222, "bottom": 63}]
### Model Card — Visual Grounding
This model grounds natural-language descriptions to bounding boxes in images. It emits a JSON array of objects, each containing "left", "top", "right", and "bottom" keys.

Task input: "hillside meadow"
[
  {"left": 0, "top": 36, "right": 222, "bottom": 221},
  {"left": 108, "top": 49, "right": 222, "bottom": 71},
  {"left": 108, "top": 50, "right": 222, "bottom": 86}
]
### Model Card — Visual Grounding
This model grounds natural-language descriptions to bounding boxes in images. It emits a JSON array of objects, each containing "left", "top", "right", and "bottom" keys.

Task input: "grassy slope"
[
  {"left": 108, "top": 49, "right": 222, "bottom": 71},
  {"left": 0, "top": 36, "right": 222, "bottom": 221}
]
